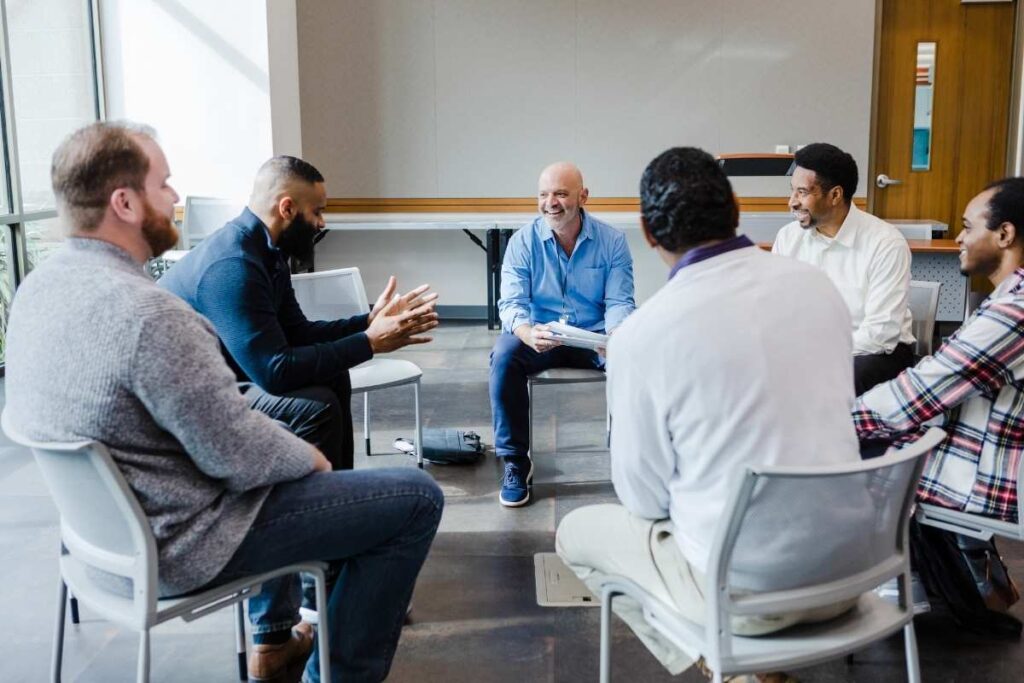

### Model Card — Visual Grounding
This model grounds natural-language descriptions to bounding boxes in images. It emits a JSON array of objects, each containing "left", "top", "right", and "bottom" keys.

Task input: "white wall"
[
  {"left": 98, "top": 0, "right": 273, "bottom": 203},
  {"left": 297, "top": 0, "right": 876, "bottom": 200},
  {"left": 297, "top": 0, "right": 877, "bottom": 308}
]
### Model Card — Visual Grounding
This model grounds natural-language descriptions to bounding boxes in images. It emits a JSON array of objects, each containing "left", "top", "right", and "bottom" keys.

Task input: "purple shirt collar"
[{"left": 668, "top": 234, "right": 754, "bottom": 280}]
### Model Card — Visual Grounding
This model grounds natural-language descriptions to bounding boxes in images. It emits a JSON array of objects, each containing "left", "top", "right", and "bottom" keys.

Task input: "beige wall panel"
[
  {"left": 297, "top": 0, "right": 438, "bottom": 196},
  {"left": 574, "top": 0, "right": 722, "bottom": 197},
  {"left": 432, "top": 0, "right": 577, "bottom": 196},
  {"left": 718, "top": 0, "right": 875, "bottom": 198}
]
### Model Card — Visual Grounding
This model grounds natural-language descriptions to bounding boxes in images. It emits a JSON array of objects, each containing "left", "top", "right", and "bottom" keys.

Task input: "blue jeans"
[
  {"left": 206, "top": 467, "right": 443, "bottom": 683},
  {"left": 488, "top": 332, "right": 603, "bottom": 458}
]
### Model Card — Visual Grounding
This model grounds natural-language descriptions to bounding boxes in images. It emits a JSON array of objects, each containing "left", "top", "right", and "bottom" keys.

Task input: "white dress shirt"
[
  {"left": 772, "top": 206, "right": 915, "bottom": 355},
  {"left": 606, "top": 245, "right": 861, "bottom": 577}
]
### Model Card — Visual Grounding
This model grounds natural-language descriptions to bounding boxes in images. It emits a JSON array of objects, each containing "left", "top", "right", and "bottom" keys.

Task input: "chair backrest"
[
  {"left": 705, "top": 427, "right": 945, "bottom": 642},
  {"left": 181, "top": 196, "right": 243, "bottom": 248},
  {"left": 291, "top": 267, "right": 370, "bottom": 320},
  {"left": 1, "top": 410, "right": 158, "bottom": 623},
  {"left": 908, "top": 280, "right": 941, "bottom": 357}
]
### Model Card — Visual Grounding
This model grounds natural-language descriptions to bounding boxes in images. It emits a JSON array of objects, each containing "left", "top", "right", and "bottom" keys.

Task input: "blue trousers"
[
  {"left": 240, "top": 370, "right": 354, "bottom": 471},
  {"left": 488, "top": 332, "right": 603, "bottom": 458},
  {"left": 206, "top": 467, "right": 443, "bottom": 683}
]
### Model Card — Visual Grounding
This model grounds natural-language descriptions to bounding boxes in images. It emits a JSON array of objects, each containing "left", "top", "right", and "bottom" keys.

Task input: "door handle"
[{"left": 876, "top": 174, "right": 904, "bottom": 189}]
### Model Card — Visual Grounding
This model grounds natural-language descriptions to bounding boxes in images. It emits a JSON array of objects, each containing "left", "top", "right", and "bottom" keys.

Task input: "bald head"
[
  {"left": 539, "top": 162, "right": 584, "bottom": 192},
  {"left": 537, "top": 162, "right": 588, "bottom": 233}
]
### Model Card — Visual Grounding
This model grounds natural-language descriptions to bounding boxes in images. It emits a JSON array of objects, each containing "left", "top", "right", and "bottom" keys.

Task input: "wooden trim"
[
  {"left": 174, "top": 206, "right": 184, "bottom": 222},
  {"left": 325, "top": 197, "right": 868, "bottom": 214},
  {"left": 758, "top": 238, "right": 957, "bottom": 254}
]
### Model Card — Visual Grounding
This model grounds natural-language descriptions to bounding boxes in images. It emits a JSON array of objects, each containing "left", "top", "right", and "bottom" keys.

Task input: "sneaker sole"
[
  {"left": 499, "top": 490, "right": 531, "bottom": 507},
  {"left": 499, "top": 460, "right": 534, "bottom": 508}
]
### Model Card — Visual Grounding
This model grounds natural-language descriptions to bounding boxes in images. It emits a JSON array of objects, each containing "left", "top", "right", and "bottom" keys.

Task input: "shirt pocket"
[{"left": 574, "top": 266, "right": 606, "bottom": 301}]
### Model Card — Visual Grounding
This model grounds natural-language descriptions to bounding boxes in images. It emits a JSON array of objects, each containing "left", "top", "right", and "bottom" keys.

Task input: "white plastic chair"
[
  {"left": 291, "top": 267, "right": 424, "bottom": 467},
  {"left": 908, "top": 280, "right": 941, "bottom": 357},
  {"left": 597, "top": 427, "right": 947, "bottom": 683},
  {"left": 0, "top": 410, "right": 331, "bottom": 683},
  {"left": 180, "top": 196, "right": 244, "bottom": 249},
  {"left": 528, "top": 369, "right": 610, "bottom": 456}
]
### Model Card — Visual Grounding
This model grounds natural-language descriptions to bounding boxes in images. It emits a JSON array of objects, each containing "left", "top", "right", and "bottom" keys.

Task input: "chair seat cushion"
[
  {"left": 528, "top": 368, "right": 606, "bottom": 385},
  {"left": 351, "top": 359, "right": 422, "bottom": 392},
  {"left": 643, "top": 590, "right": 906, "bottom": 674}
]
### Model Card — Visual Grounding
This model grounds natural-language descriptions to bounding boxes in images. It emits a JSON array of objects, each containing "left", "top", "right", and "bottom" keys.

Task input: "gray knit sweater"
[{"left": 5, "top": 238, "right": 315, "bottom": 595}]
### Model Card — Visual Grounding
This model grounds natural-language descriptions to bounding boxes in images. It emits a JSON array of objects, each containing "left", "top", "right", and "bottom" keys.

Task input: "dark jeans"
[
  {"left": 206, "top": 468, "right": 443, "bottom": 683},
  {"left": 854, "top": 342, "right": 916, "bottom": 396},
  {"left": 241, "top": 371, "right": 354, "bottom": 470},
  {"left": 489, "top": 332, "right": 603, "bottom": 458}
]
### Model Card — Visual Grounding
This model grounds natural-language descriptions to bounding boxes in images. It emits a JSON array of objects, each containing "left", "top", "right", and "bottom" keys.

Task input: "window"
[{"left": 0, "top": 0, "right": 101, "bottom": 365}]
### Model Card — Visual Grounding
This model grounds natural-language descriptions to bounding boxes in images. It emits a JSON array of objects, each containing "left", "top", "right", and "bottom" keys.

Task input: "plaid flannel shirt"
[{"left": 853, "top": 267, "right": 1024, "bottom": 522}]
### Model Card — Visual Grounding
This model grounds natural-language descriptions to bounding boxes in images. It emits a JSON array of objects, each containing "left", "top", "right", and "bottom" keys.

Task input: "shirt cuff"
[{"left": 337, "top": 331, "right": 375, "bottom": 365}]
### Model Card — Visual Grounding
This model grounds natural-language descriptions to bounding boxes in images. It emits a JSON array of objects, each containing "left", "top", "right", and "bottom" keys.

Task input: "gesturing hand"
[
  {"left": 365, "top": 284, "right": 440, "bottom": 354},
  {"left": 368, "top": 276, "right": 398, "bottom": 324}
]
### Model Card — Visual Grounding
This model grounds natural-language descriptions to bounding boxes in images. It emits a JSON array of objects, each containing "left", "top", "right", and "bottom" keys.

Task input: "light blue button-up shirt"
[{"left": 498, "top": 210, "right": 636, "bottom": 334}]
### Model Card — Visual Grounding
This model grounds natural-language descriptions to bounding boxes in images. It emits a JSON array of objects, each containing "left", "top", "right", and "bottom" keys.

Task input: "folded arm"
[{"left": 854, "top": 300, "right": 1024, "bottom": 439}]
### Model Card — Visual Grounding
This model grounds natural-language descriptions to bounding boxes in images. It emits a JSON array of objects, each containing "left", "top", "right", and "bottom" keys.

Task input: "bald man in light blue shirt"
[{"left": 491, "top": 162, "right": 635, "bottom": 507}]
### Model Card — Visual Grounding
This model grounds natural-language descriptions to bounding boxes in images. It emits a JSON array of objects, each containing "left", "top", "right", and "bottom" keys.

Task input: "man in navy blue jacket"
[{"left": 160, "top": 156, "right": 439, "bottom": 470}]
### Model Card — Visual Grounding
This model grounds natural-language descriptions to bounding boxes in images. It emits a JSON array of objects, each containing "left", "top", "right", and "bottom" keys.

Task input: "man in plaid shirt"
[{"left": 854, "top": 178, "right": 1024, "bottom": 523}]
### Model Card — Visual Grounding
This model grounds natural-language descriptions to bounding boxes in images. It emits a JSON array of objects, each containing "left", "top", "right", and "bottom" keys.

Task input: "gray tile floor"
[{"left": 1, "top": 321, "right": 1023, "bottom": 682}]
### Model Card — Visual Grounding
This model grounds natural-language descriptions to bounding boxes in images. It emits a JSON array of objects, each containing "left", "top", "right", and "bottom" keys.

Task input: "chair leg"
[
  {"left": 136, "top": 629, "right": 150, "bottom": 683},
  {"left": 527, "top": 380, "right": 534, "bottom": 458},
  {"left": 904, "top": 621, "right": 921, "bottom": 683},
  {"left": 315, "top": 569, "right": 332, "bottom": 683},
  {"left": 52, "top": 578, "right": 67, "bottom": 683},
  {"left": 69, "top": 595, "right": 80, "bottom": 625},
  {"left": 414, "top": 380, "right": 423, "bottom": 469},
  {"left": 364, "top": 393, "right": 371, "bottom": 456},
  {"left": 234, "top": 602, "right": 248, "bottom": 681},
  {"left": 600, "top": 587, "right": 614, "bottom": 683}
]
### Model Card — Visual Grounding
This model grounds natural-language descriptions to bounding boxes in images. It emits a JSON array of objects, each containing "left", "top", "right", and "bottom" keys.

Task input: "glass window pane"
[
  {"left": 24, "top": 215, "right": 63, "bottom": 271},
  {"left": 6, "top": 0, "right": 97, "bottom": 212}
]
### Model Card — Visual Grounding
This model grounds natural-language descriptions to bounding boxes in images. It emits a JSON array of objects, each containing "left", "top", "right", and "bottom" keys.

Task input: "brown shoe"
[{"left": 248, "top": 622, "right": 315, "bottom": 683}]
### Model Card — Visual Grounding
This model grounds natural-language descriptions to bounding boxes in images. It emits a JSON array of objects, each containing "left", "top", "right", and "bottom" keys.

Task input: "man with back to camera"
[
  {"left": 556, "top": 147, "right": 862, "bottom": 679},
  {"left": 773, "top": 142, "right": 916, "bottom": 395},
  {"left": 160, "top": 156, "right": 439, "bottom": 473},
  {"left": 4, "top": 121, "right": 443, "bottom": 682},
  {"left": 490, "top": 161, "right": 636, "bottom": 507}
]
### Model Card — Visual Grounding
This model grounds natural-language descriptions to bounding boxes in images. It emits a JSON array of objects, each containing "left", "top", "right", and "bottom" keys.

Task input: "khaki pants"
[{"left": 555, "top": 504, "right": 854, "bottom": 675}]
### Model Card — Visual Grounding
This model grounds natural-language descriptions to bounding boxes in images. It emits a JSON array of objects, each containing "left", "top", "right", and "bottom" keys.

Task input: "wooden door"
[{"left": 871, "top": 0, "right": 1016, "bottom": 237}]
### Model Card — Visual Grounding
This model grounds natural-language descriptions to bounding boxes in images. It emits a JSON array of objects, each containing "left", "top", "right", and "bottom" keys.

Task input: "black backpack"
[{"left": 910, "top": 518, "right": 1022, "bottom": 640}]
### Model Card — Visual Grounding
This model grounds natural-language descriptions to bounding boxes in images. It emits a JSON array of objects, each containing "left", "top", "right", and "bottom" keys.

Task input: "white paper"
[{"left": 546, "top": 321, "right": 609, "bottom": 351}]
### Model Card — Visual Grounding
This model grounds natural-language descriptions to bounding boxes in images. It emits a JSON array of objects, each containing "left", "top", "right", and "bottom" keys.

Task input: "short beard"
[
  {"left": 141, "top": 199, "right": 179, "bottom": 258},
  {"left": 277, "top": 214, "right": 317, "bottom": 263}
]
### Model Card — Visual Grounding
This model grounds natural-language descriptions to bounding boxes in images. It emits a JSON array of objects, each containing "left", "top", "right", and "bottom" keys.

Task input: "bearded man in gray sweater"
[{"left": 4, "top": 122, "right": 443, "bottom": 683}]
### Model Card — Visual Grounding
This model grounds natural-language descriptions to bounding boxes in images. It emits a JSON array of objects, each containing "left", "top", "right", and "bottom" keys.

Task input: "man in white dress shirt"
[
  {"left": 773, "top": 143, "right": 916, "bottom": 395},
  {"left": 555, "top": 147, "right": 861, "bottom": 677}
]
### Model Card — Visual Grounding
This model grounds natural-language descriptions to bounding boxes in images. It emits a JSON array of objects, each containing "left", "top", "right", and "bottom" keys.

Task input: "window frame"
[{"left": 0, "top": 0, "right": 104, "bottom": 371}]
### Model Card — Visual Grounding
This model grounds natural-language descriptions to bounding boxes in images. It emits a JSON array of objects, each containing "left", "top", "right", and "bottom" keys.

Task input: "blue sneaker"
[{"left": 499, "top": 456, "right": 533, "bottom": 507}]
